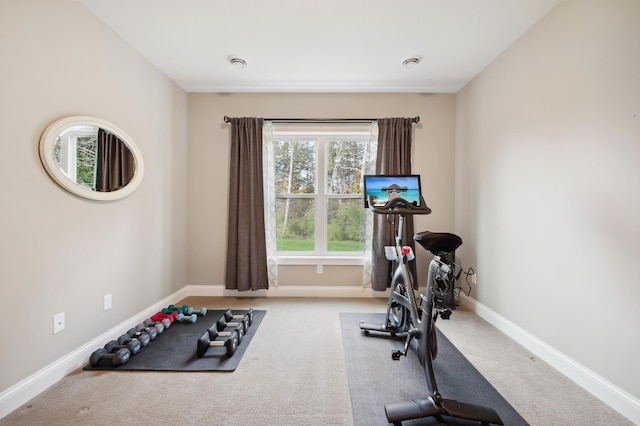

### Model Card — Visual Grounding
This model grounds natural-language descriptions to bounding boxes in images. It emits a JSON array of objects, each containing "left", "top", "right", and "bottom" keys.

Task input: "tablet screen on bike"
[{"left": 363, "top": 175, "right": 422, "bottom": 208}]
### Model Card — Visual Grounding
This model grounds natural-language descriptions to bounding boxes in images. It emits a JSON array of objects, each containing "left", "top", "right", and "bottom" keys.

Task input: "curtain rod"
[{"left": 223, "top": 116, "right": 419, "bottom": 124}]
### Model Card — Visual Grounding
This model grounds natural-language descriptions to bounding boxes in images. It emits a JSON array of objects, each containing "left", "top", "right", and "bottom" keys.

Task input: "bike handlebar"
[{"left": 367, "top": 196, "right": 432, "bottom": 215}]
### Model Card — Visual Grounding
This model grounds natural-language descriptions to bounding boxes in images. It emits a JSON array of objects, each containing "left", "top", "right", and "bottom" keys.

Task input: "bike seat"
[{"left": 414, "top": 231, "right": 462, "bottom": 255}]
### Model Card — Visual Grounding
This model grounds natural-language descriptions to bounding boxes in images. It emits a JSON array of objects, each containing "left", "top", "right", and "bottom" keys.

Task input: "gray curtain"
[
  {"left": 95, "top": 128, "right": 135, "bottom": 192},
  {"left": 225, "top": 117, "right": 269, "bottom": 291},
  {"left": 370, "top": 118, "right": 417, "bottom": 291}
]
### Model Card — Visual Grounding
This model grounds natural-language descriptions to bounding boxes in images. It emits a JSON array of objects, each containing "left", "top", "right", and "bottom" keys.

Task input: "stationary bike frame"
[
  {"left": 382, "top": 213, "right": 423, "bottom": 336},
  {"left": 360, "top": 196, "right": 503, "bottom": 425}
]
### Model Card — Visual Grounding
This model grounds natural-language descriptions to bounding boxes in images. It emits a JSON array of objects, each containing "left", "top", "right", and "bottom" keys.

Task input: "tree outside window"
[
  {"left": 272, "top": 131, "right": 375, "bottom": 255},
  {"left": 54, "top": 131, "right": 98, "bottom": 190}
]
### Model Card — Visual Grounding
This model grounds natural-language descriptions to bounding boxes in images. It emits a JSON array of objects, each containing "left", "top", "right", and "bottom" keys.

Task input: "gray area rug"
[{"left": 341, "top": 312, "right": 529, "bottom": 425}]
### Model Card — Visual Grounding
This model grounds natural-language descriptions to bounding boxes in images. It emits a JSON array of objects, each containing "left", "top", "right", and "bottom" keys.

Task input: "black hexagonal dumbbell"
[
  {"left": 104, "top": 336, "right": 142, "bottom": 356},
  {"left": 144, "top": 317, "right": 171, "bottom": 334},
  {"left": 125, "top": 328, "right": 151, "bottom": 347},
  {"left": 216, "top": 313, "right": 245, "bottom": 343},
  {"left": 197, "top": 326, "right": 238, "bottom": 358},
  {"left": 89, "top": 347, "right": 131, "bottom": 367}
]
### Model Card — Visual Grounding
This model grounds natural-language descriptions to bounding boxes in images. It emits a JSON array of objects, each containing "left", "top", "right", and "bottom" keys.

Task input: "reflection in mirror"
[
  {"left": 53, "top": 126, "right": 135, "bottom": 192},
  {"left": 40, "top": 116, "right": 144, "bottom": 201},
  {"left": 54, "top": 125, "right": 98, "bottom": 190}
]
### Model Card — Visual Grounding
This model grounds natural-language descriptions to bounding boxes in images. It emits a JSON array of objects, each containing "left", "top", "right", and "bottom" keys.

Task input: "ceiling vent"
[
  {"left": 229, "top": 57, "right": 247, "bottom": 68},
  {"left": 402, "top": 57, "right": 421, "bottom": 68}
]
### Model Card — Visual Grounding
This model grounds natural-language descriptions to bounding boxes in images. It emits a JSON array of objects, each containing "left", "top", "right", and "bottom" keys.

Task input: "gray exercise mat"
[
  {"left": 341, "top": 312, "right": 528, "bottom": 425},
  {"left": 84, "top": 309, "right": 265, "bottom": 372}
]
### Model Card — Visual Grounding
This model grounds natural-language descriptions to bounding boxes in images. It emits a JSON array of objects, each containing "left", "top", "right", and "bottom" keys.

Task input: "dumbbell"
[
  {"left": 186, "top": 307, "right": 207, "bottom": 316},
  {"left": 134, "top": 323, "right": 159, "bottom": 340},
  {"left": 197, "top": 326, "right": 238, "bottom": 358},
  {"left": 125, "top": 329, "right": 151, "bottom": 347},
  {"left": 243, "top": 308, "right": 255, "bottom": 327},
  {"left": 151, "top": 310, "right": 178, "bottom": 325},
  {"left": 144, "top": 318, "right": 170, "bottom": 334},
  {"left": 224, "top": 308, "right": 253, "bottom": 330},
  {"left": 89, "top": 347, "right": 131, "bottom": 367},
  {"left": 162, "top": 304, "right": 189, "bottom": 314},
  {"left": 130, "top": 324, "right": 157, "bottom": 341},
  {"left": 176, "top": 313, "right": 197, "bottom": 324},
  {"left": 216, "top": 315, "right": 244, "bottom": 343},
  {"left": 104, "top": 337, "right": 141, "bottom": 356}
]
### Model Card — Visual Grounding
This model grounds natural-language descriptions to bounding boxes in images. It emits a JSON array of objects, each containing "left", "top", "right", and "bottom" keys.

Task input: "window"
[
  {"left": 53, "top": 126, "right": 98, "bottom": 190},
  {"left": 270, "top": 129, "right": 376, "bottom": 261}
]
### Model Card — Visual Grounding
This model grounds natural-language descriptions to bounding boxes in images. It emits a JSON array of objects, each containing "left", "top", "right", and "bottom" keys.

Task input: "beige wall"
[
  {"left": 0, "top": 0, "right": 188, "bottom": 393},
  {"left": 3, "top": 0, "right": 639, "bottom": 421},
  {"left": 186, "top": 93, "right": 456, "bottom": 290},
  {"left": 455, "top": 0, "right": 640, "bottom": 403}
]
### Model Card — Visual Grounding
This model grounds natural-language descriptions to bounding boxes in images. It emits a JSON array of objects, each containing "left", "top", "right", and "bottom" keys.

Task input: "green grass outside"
[{"left": 277, "top": 239, "right": 364, "bottom": 252}]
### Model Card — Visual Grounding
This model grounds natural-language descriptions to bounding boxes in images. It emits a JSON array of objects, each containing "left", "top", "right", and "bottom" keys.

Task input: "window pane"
[
  {"left": 276, "top": 198, "right": 315, "bottom": 251},
  {"left": 326, "top": 140, "right": 371, "bottom": 194},
  {"left": 273, "top": 140, "right": 316, "bottom": 194},
  {"left": 76, "top": 136, "right": 97, "bottom": 189},
  {"left": 327, "top": 198, "right": 365, "bottom": 252}
]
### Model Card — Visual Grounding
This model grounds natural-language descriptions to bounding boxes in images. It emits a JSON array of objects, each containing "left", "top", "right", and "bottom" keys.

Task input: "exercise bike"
[{"left": 360, "top": 191, "right": 503, "bottom": 426}]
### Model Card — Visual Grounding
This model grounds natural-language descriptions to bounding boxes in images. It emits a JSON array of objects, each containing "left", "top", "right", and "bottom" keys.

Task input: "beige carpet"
[{"left": 0, "top": 297, "right": 632, "bottom": 425}]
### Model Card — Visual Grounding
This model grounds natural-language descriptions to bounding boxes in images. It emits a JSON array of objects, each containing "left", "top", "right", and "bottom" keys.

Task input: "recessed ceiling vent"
[
  {"left": 402, "top": 57, "right": 421, "bottom": 68},
  {"left": 229, "top": 56, "right": 247, "bottom": 68}
]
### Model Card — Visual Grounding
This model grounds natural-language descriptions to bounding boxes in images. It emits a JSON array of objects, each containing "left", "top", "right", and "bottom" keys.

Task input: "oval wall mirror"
[{"left": 39, "top": 116, "right": 144, "bottom": 201}]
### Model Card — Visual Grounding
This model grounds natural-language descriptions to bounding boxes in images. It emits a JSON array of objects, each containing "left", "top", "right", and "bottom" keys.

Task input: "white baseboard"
[
  {"left": 0, "top": 287, "right": 188, "bottom": 420},
  {"left": 460, "top": 294, "right": 640, "bottom": 424}
]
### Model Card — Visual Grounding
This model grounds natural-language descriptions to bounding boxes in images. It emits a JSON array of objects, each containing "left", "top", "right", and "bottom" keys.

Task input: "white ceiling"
[{"left": 80, "top": 0, "right": 562, "bottom": 93}]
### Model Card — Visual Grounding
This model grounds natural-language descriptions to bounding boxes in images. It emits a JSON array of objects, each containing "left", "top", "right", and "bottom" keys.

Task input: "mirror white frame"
[{"left": 39, "top": 116, "right": 144, "bottom": 201}]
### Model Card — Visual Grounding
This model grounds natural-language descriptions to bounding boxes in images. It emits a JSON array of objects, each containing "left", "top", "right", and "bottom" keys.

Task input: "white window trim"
[{"left": 271, "top": 129, "right": 372, "bottom": 263}]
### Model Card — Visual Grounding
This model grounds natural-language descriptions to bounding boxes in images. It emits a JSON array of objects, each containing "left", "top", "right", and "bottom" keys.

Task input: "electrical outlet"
[
  {"left": 104, "top": 294, "right": 112, "bottom": 310},
  {"left": 53, "top": 312, "right": 65, "bottom": 334},
  {"left": 316, "top": 264, "right": 323, "bottom": 274}
]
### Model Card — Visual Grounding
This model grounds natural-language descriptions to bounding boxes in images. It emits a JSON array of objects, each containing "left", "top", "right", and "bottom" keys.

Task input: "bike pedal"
[
  {"left": 440, "top": 309, "right": 452, "bottom": 320},
  {"left": 391, "top": 350, "right": 402, "bottom": 360}
]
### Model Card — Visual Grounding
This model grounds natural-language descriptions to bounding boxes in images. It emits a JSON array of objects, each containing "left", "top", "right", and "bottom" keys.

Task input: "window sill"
[{"left": 277, "top": 256, "right": 364, "bottom": 266}]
